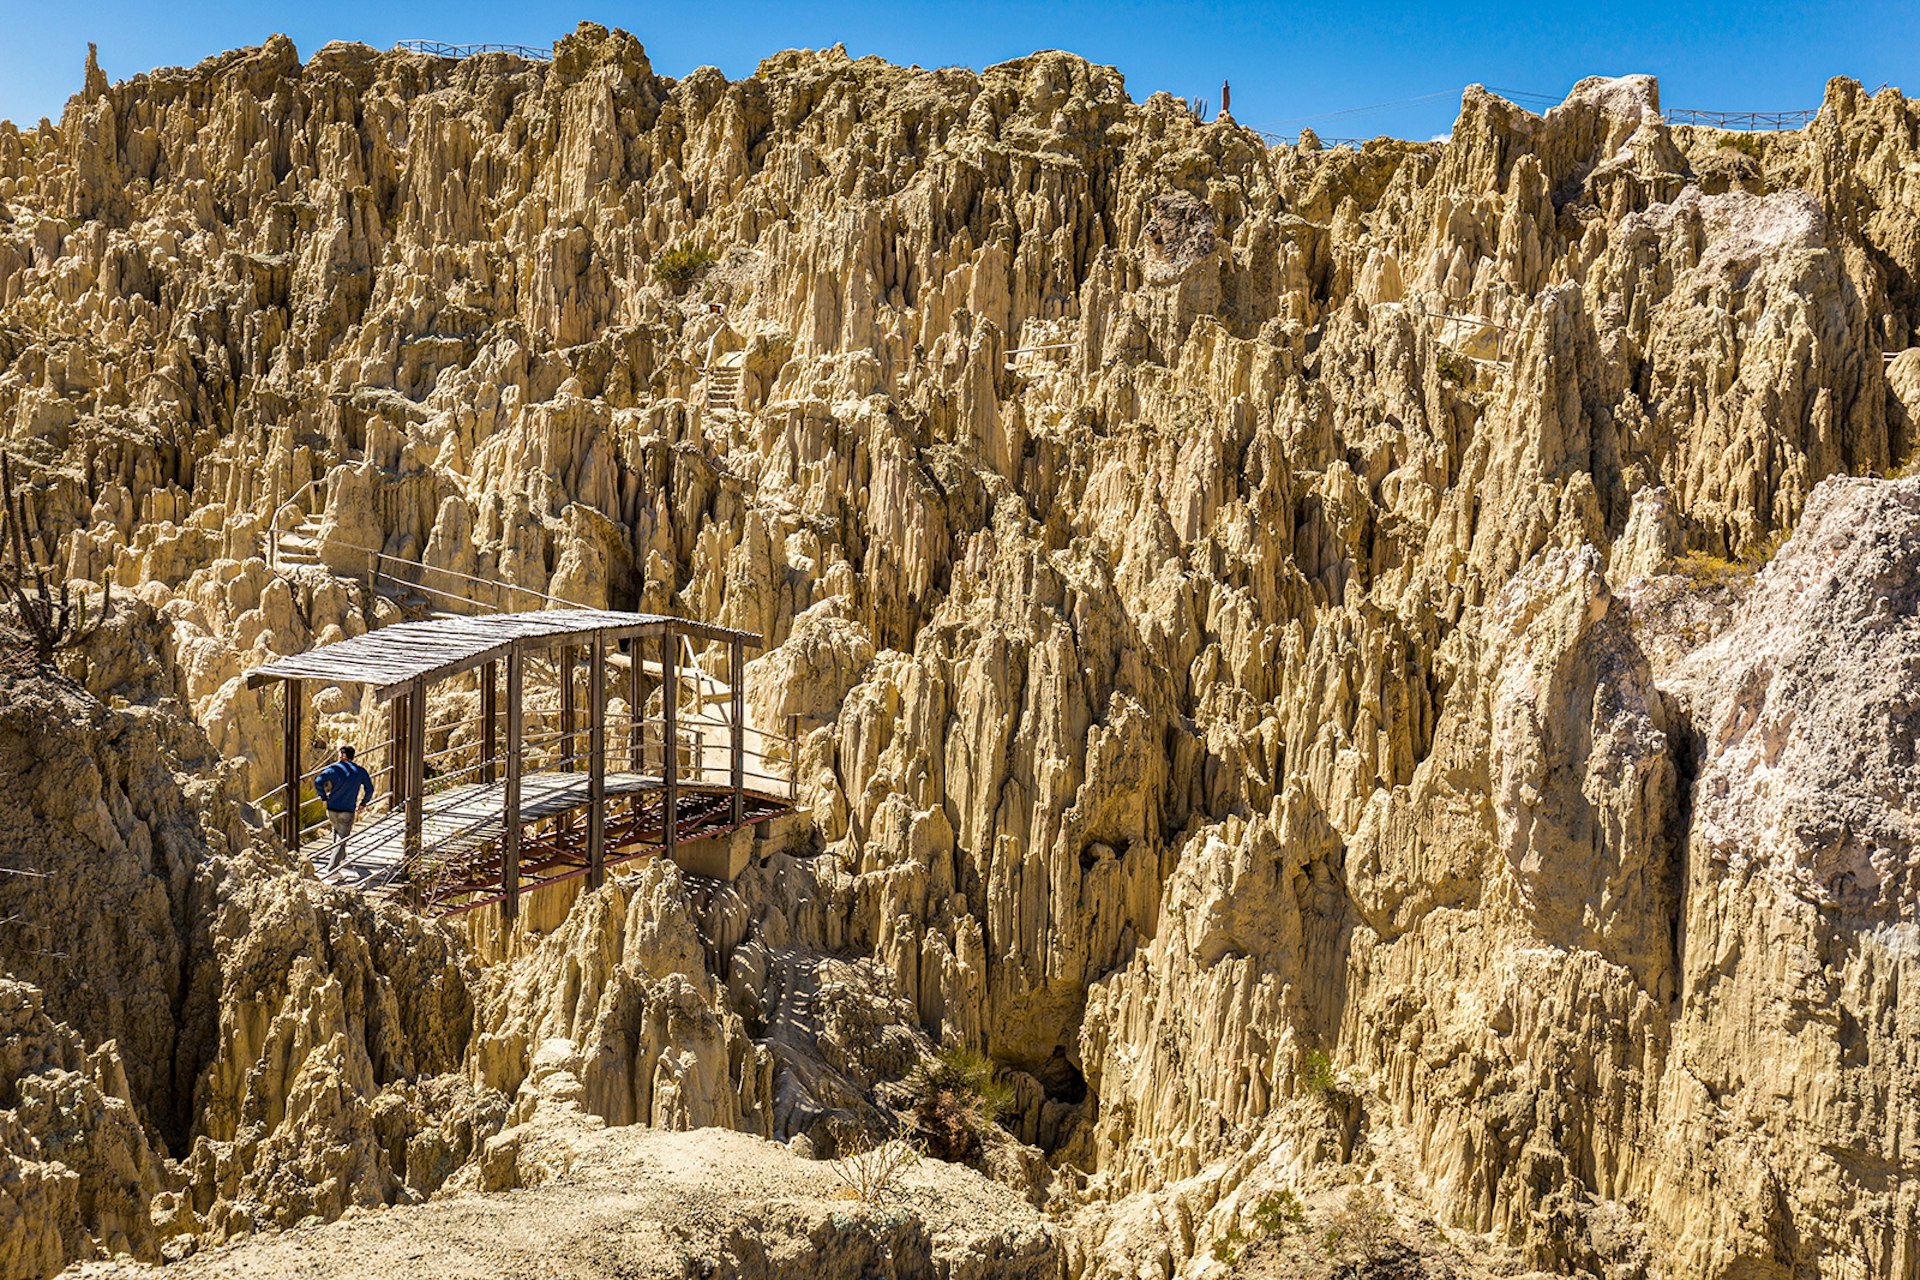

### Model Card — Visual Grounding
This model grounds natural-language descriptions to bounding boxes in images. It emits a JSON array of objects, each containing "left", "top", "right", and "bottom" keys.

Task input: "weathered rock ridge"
[{"left": 1, "top": 26, "right": 1917, "bottom": 1280}]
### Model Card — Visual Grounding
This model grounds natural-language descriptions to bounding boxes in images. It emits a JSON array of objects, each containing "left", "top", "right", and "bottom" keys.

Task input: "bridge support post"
[
  {"left": 404, "top": 677, "right": 425, "bottom": 909},
  {"left": 588, "top": 633, "right": 606, "bottom": 890},
  {"left": 628, "top": 637, "right": 644, "bottom": 833},
  {"left": 663, "top": 628, "right": 677, "bottom": 855},
  {"left": 389, "top": 694, "right": 407, "bottom": 809},
  {"left": 730, "top": 637, "right": 744, "bottom": 826},
  {"left": 559, "top": 644, "right": 578, "bottom": 839},
  {"left": 480, "top": 661, "right": 498, "bottom": 785},
  {"left": 503, "top": 642, "right": 522, "bottom": 922},
  {"left": 560, "top": 644, "right": 579, "bottom": 771},
  {"left": 627, "top": 637, "right": 643, "bottom": 769},
  {"left": 282, "top": 680, "right": 302, "bottom": 853}
]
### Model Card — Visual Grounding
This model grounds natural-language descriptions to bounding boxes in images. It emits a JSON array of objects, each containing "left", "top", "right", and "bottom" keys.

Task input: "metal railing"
[
  {"left": 349, "top": 540, "right": 584, "bottom": 613},
  {"left": 1407, "top": 305, "right": 1520, "bottom": 363},
  {"left": 1662, "top": 109, "right": 1817, "bottom": 131},
  {"left": 1250, "top": 130, "right": 1378, "bottom": 149},
  {"left": 395, "top": 39, "right": 552, "bottom": 61},
  {"left": 265, "top": 519, "right": 587, "bottom": 615},
  {"left": 254, "top": 704, "right": 802, "bottom": 855},
  {"left": 1247, "top": 110, "right": 1819, "bottom": 150}
]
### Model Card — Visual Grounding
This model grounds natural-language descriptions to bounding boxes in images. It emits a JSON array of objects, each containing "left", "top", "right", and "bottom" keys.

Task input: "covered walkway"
[{"left": 247, "top": 610, "right": 796, "bottom": 917}]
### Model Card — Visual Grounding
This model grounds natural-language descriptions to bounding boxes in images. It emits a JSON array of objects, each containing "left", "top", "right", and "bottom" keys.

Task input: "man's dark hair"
[{"left": 339, "top": 745, "right": 356, "bottom": 759}]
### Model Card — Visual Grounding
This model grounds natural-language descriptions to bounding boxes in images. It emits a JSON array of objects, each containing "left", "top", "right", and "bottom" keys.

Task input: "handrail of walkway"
[
  {"left": 395, "top": 39, "right": 553, "bottom": 61},
  {"left": 332, "top": 536, "right": 588, "bottom": 612},
  {"left": 1663, "top": 108, "right": 1817, "bottom": 130},
  {"left": 254, "top": 707, "right": 801, "bottom": 824},
  {"left": 1248, "top": 130, "right": 1378, "bottom": 148}
]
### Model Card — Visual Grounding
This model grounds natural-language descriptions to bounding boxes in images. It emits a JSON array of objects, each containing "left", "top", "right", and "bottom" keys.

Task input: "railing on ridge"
[
  {"left": 1662, "top": 108, "right": 1818, "bottom": 131},
  {"left": 394, "top": 39, "right": 553, "bottom": 61},
  {"left": 1249, "top": 130, "right": 1379, "bottom": 149}
]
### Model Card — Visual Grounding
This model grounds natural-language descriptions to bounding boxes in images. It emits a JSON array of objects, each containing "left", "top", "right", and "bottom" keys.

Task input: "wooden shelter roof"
[{"left": 246, "top": 609, "right": 760, "bottom": 701}]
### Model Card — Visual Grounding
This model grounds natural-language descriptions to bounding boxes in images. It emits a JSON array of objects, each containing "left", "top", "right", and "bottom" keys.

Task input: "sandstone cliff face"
[
  {"left": 2, "top": 26, "right": 1918, "bottom": 1280},
  {"left": 0, "top": 640, "right": 503, "bottom": 1269}
]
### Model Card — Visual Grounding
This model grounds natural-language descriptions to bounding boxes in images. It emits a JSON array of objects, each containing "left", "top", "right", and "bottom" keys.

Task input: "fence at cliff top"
[
  {"left": 1250, "top": 109, "right": 1819, "bottom": 150},
  {"left": 1248, "top": 131, "right": 1382, "bottom": 149},
  {"left": 1664, "top": 108, "right": 1818, "bottom": 131},
  {"left": 394, "top": 40, "right": 553, "bottom": 61}
]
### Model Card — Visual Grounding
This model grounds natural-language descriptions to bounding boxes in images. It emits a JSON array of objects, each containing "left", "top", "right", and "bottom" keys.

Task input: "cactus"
[{"left": 0, "top": 451, "right": 113, "bottom": 656}]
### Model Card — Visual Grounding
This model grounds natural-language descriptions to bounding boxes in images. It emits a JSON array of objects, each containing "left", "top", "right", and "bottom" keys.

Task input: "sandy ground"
[{"left": 62, "top": 1126, "right": 1060, "bottom": 1280}]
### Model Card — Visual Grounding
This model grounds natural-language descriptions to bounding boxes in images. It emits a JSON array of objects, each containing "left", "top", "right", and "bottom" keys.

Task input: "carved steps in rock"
[
  {"left": 705, "top": 364, "right": 743, "bottom": 413},
  {"left": 276, "top": 517, "right": 324, "bottom": 567}
]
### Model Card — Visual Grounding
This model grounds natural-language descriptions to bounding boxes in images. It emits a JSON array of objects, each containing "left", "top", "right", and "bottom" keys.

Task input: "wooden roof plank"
[{"left": 250, "top": 609, "right": 762, "bottom": 696}]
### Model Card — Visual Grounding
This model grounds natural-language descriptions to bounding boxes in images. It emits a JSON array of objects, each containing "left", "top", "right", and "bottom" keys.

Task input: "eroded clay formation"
[{"left": 2, "top": 24, "right": 1918, "bottom": 1280}]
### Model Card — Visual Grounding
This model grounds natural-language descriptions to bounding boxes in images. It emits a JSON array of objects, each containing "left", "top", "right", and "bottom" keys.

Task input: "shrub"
[
  {"left": 1213, "top": 1188, "right": 1308, "bottom": 1263},
  {"left": 1736, "top": 526, "right": 1788, "bottom": 566},
  {"left": 1251, "top": 1188, "right": 1307, "bottom": 1236},
  {"left": 905, "top": 1045, "right": 1014, "bottom": 1161},
  {"left": 1673, "top": 526, "right": 1788, "bottom": 590},
  {"left": 1322, "top": 1187, "right": 1395, "bottom": 1267},
  {"left": 1302, "top": 1049, "right": 1354, "bottom": 1106},
  {"left": 651, "top": 243, "right": 716, "bottom": 286},
  {"left": 1213, "top": 1224, "right": 1250, "bottom": 1264},
  {"left": 1672, "top": 549, "right": 1746, "bottom": 587},
  {"left": 1435, "top": 347, "right": 1476, "bottom": 386},
  {"left": 827, "top": 1128, "right": 922, "bottom": 1205}
]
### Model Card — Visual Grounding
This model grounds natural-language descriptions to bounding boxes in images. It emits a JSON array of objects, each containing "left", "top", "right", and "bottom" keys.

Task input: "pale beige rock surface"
[
  {"left": 62, "top": 1124, "right": 1060, "bottom": 1280},
  {"left": 0, "top": 26, "right": 1916, "bottom": 1280}
]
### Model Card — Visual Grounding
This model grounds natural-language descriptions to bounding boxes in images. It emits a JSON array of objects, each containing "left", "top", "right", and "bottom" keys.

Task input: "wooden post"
[
  {"left": 627, "top": 636, "right": 644, "bottom": 831},
  {"left": 560, "top": 644, "right": 578, "bottom": 770},
  {"left": 559, "top": 643, "right": 577, "bottom": 838},
  {"left": 503, "top": 642, "right": 523, "bottom": 921},
  {"left": 389, "top": 694, "right": 407, "bottom": 807},
  {"left": 588, "top": 632, "right": 606, "bottom": 890},
  {"left": 282, "top": 680, "right": 302, "bottom": 853},
  {"left": 789, "top": 713, "right": 799, "bottom": 802},
  {"left": 560, "top": 645, "right": 576, "bottom": 835},
  {"left": 730, "top": 637, "right": 745, "bottom": 825},
  {"left": 628, "top": 637, "right": 643, "bottom": 772},
  {"left": 405, "top": 680, "right": 426, "bottom": 896},
  {"left": 662, "top": 628, "right": 677, "bottom": 854},
  {"left": 480, "top": 661, "right": 498, "bottom": 785}
]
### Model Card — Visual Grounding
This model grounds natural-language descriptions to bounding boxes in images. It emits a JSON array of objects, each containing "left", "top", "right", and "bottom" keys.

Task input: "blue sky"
[{"left": 1, "top": 1, "right": 1915, "bottom": 141}]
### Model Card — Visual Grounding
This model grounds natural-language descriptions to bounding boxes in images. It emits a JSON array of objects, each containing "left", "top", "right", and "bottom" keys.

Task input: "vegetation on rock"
[{"left": 904, "top": 1045, "right": 1015, "bottom": 1161}]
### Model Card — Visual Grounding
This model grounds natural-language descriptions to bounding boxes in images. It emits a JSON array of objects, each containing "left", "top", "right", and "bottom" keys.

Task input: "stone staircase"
[
  {"left": 272, "top": 516, "right": 459, "bottom": 619},
  {"left": 705, "top": 360, "right": 744, "bottom": 413},
  {"left": 267, "top": 451, "right": 363, "bottom": 571},
  {"left": 275, "top": 512, "right": 324, "bottom": 567}
]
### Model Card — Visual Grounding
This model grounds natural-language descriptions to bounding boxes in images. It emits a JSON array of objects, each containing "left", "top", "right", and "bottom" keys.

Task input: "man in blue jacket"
[{"left": 314, "top": 745, "right": 376, "bottom": 874}]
